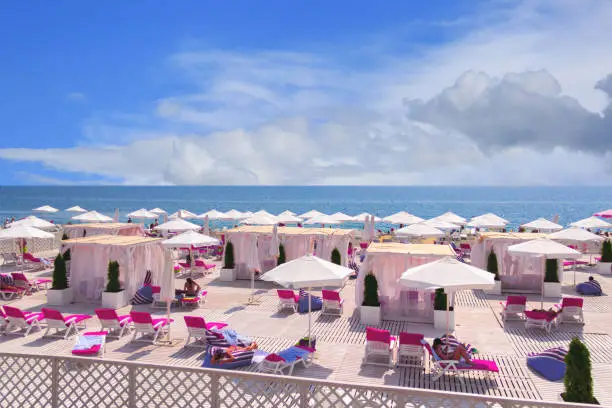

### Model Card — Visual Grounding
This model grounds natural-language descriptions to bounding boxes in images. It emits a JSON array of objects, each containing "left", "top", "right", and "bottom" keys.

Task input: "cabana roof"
[
  {"left": 63, "top": 234, "right": 162, "bottom": 247},
  {"left": 367, "top": 242, "right": 455, "bottom": 256},
  {"left": 226, "top": 225, "right": 354, "bottom": 236},
  {"left": 476, "top": 232, "right": 548, "bottom": 240},
  {"left": 64, "top": 222, "right": 135, "bottom": 230}
]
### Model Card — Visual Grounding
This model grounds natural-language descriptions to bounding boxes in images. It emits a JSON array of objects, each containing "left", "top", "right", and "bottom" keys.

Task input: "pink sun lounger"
[
  {"left": 555, "top": 297, "right": 584, "bottom": 324},
  {"left": 184, "top": 316, "right": 228, "bottom": 348},
  {"left": 72, "top": 331, "right": 108, "bottom": 357},
  {"left": 95, "top": 309, "right": 133, "bottom": 338},
  {"left": 500, "top": 295, "right": 527, "bottom": 321},
  {"left": 41, "top": 308, "right": 92, "bottom": 339},
  {"left": 3, "top": 305, "right": 44, "bottom": 336},
  {"left": 11, "top": 272, "right": 52, "bottom": 294},
  {"left": 277, "top": 289, "right": 299, "bottom": 313},
  {"left": 321, "top": 290, "right": 343, "bottom": 316},
  {"left": 363, "top": 327, "right": 396, "bottom": 367},
  {"left": 396, "top": 332, "right": 425, "bottom": 368},
  {"left": 130, "top": 311, "right": 173, "bottom": 343},
  {"left": 423, "top": 342, "right": 499, "bottom": 385}
]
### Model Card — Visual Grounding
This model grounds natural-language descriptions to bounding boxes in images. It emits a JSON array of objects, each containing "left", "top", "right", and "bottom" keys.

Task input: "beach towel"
[
  {"left": 206, "top": 328, "right": 254, "bottom": 348},
  {"left": 0, "top": 273, "right": 14, "bottom": 287},
  {"left": 202, "top": 345, "right": 255, "bottom": 369},
  {"left": 130, "top": 285, "right": 153, "bottom": 305},
  {"left": 298, "top": 290, "right": 322, "bottom": 313},
  {"left": 440, "top": 334, "right": 477, "bottom": 356}
]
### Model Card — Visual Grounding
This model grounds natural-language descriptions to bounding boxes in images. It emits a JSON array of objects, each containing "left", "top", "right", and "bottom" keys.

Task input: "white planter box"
[
  {"left": 360, "top": 305, "right": 381, "bottom": 326},
  {"left": 597, "top": 262, "right": 612, "bottom": 275},
  {"left": 102, "top": 290, "right": 127, "bottom": 309},
  {"left": 219, "top": 268, "right": 236, "bottom": 282},
  {"left": 434, "top": 310, "right": 455, "bottom": 331},
  {"left": 484, "top": 281, "right": 502, "bottom": 295},
  {"left": 47, "top": 288, "right": 73, "bottom": 306},
  {"left": 543, "top": 282, "right": 562, "bottom": 298}
]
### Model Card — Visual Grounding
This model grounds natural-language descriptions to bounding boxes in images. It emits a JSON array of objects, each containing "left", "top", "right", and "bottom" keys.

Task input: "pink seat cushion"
[
  {"left": 205, "top": 322, "right": 228, "bottom": 330},
  {"left": 117, "top": 315, "right": 132, "bottom": 326},
  {"left": 34, "top": 278, "right": 52, "bottom": 284},
  {"left": 72, "top": 345, "right": 101, "bottom": 355},
  {"left": 151, "top": 318, "right": 173, "bottom": 330},
  {"left": 461, "top": 359, "right": 499, "bottom": 372},
  {"left": 65, "top": 314, "right": 92, "bottom": 324},
  {"left": 265, "top": 353, "right": 285, "bottom": 362}
]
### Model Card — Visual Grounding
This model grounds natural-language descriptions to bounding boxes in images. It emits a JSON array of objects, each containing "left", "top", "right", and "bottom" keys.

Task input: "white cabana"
[
  {"left": 127, "top": 209, "right": 158, "bottom": 219},
  {"left": 423, "top": 219, "right": 459, "bottom": 231},
  {"left": 383, "top": 211, "right": 424, "bottom": 225},
  {"left": 262, "top": 255, "right": 353, "bottom": 344},
  {"left": 33, "top": 205, "right": 59, "bottom": 213},
  {"left": 569, "top": 216, "right": 612, "bottom": 229},
  {"left": 222, "top": 209, "right": 247, "bottom": 221},
  {"left": 72, "top": 211, "right": 114, "bottom": 223},
  {"left": 521, "top": 218, "right": 563, "bottom": 232},
  {"left": 299, "top": 210, "right": 325, "bottom": 219},
  {"left": 154, "top": 219, "right": 200, "bottom": 232},
  {"left": 9, "top": 216, "right": 57, "bottom": 231},
  {"left": 395, "top": 223, "right": 444, "bottom": 239},
  {"left": 150, "top": 208, "right": 167, "bottom": 215},
  {"left": 63, "top": 223, "right": 143, "bottom": 239},
  {"left": 169, "top": 209, "right": 198, "bottom": 219},
  {"left": 65, "top": 206, "right": 87, "bottom": 213},
  {"left": 241, "top": 213, "right": 278, "bottom": 226},
  {"left": 329, "top": 212, "right": 354, "bottom": 223},
  {"left": 304, "top": 214, "right": 340, "bottom": 225},
  {"left": 352, "top": 213, "right": 383, "bottom": 223},
  {"left": 433, "top": 212, "right": 467, "bottom": 226},
  {"left": 198, "top": 209, "right": 227, "bottom": 220},
  {"left": 275, "top": 213, "right": 303, "bottom": 224},
  {"left": 467, "top": 213, "right": 508, "bottom": 229}
]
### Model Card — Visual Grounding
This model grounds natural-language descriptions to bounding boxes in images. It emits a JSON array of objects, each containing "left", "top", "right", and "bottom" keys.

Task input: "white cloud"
[{"left": 2, "top": 0, "right": 612, "bottom": 185}]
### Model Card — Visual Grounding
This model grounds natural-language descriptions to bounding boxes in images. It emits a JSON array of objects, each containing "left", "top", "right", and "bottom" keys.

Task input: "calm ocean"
[{"left": 0, "top": 186, "right": 610, "bottom": 229}]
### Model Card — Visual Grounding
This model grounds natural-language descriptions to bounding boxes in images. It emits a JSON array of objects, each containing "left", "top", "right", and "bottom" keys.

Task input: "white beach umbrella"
[
  {"left": 424, "top": 218, "right": 460, "bottom": 231},
  {"left": 467, "top": 213, "right": 508, "bottom": 229},
  {"left": 72, "top": 210, "right": 113, "bottom": 223},
  {"left": 262, "top": 255, "right": 353, "bottom": 344},
  {"left": 0, "top": 225, "right": 55, "bottom": 240},
  {"left": 299, "top": 210, "right": 325, "bottom": 220},
  {"left": 383, "top": 211, "right": 424, "bottom": 225},
  {"left": 198, "top": 209, "right": 227, "bottom": 220},
  {"left": 278, "top": 210, "right": 296, "bottom": 217},
  {"left": 33, "top": 205, "right": 59, "bottom": 214},
  {"left": 242, "top": 211, "right": 254, "bottom": 217},
  {"left": 154, "top": 219, "right": 201, "bottom": 232},
  {"left": 161, "top": 230, "right": 219, "bottom": 248},
  {"left": 304, "top": 214, "right": 340, "bottom": 225},
  {"left": 508, "top": 238, "right": 581, "bottom": 259},
  {"left": 395, "top": 223, "right": 445, "bottom": 239},
  {"left": 253, "top": 210, "right": 275, "bottom": 218},
  {"left": 569, "top": 216, "right": 612, "bottom": 229},
  {"left": 65, "top": 206, "right": 87, "bottom": 213},
  {"left": 548, "top": 228, "right": 605, "bottom": 243},
  {"left": 149, "top": 208, "right": 167, "bottom": 215},
  {"left": 275, "top": 213, "right": 303, "bottom": 224},
  {"left": 329, "top": 212, "right": 354, "bottom": 223},
  {"left": 433, "top": 212, "right": 467, "bottom": 226},
  {"left": 127, "top": 208, "right": 158, "bottom": 219},
  {"left": 240, "top": 213, "right": 278, "bottom": 225},
  {"left": 202, "top": 215, "right": 210, "bottom": 236},
  {"left": 521, "top": 218, "right": 563, "bottom": 232},
  {"left": 169, "top": 209, "right": 198, "bottom": 219},
  {"left": 222, "top": 209, "right": 247, "bottom": 220},
  {"left": 10, "top": 216, "right": 56, "bottom": 230},
  {"left": 352, "top": 213, "right": 383, "bottom": 223}
]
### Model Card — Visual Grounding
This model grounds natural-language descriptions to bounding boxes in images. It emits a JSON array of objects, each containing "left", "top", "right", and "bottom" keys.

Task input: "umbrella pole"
[
  {"left": 541, "top": 258, "right": 544, "bottom": 310},
  {"left": 308, "top": 288, "right": 312, "bottom": 347},
  {"left": 189, "top": 248, "right": 193, "bottom": 279},
  {"left": 446, "top": 290, "right": 450, "bottom": 342}
]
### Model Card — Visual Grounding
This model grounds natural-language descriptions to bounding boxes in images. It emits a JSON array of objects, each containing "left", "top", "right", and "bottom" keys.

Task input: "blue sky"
[{"left": 1, "top": 1, "right": 611, "bottom": 185}]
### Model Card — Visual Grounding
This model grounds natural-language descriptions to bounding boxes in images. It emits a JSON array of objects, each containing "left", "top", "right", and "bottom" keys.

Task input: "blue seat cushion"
[
  {"left": 527, "top": 356, "right": 566, "bottom": 381},
  {"left": 298, "top": 294, "right": 322, "bottom": 313},
  {"left": 576, "top": 282, "right": 602, "bottom": 296}
]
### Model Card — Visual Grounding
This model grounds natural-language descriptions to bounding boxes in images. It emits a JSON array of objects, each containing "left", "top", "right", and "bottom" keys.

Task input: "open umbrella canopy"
[
  {"left": 433, "top": 212, "right": 467, "bottom": 226},
  {"left": 127, "top": 208, "right": 158, "bottom": 219},
  {"left": 198, "top": 209, "right": 227, "bottom": 220},
  {"left": 329, "top": 212, "right": 354, "bottom": 223},
  {"left": 467, "top": 213, "right": 508, "bottom": 229},
  {"left": 240, "top": 213, "right": 278, "bottom": 225},
  {"left": 548, "top": 228, "right": 604, "bottom": 243},
  {"left": 304, "top": 214, "right": 340, "bottom": 225},
  {"left": 521, "top": 217, "right": 563, "bottom": 232},
  {"left": 223, "top": 209, "right": 247, "bottom": 220},
  {"left": 570, "top": 216, "right": 612, "bottom": 229},
  {"left": 65, "top": 205, "right": 87, "bottom": 213},
  {"left": 594, "top": 209, "right": 612, "bottom": 219},
  {"left": 161, "top": 230, "right": 219, "bottom": 248},
  {"left": 400, "top": 257, "right": 495, "bottom": 291},
  {"left": 275, "top": 213, "right": 303, "bottom": 224},
  {"left": 169, "top": 209, "right": 198, "bottom": 219},
  {"left": 252, "top": 210, "right": 275, "bottom": 218},
  {"left": 72, "top": 210, "right": 113, "bottom": 223},
  {"left": 507, "top": 238, "right": 581, "bottom": 259},
  {"left": 0, "top": 225, "right": 55, "bottom": 239},
  {"left": 149, "top": 208, "right": 167, "bottom": 215},
  {"left": 9, "top": 216, "right": 56, "bottom": 230},
  {"left": 154, "top": 219, "right": 201, "bottom": 231},
  {"left": 395, "top": 223, "right": 444, "bottom": 238},
  {"left": 278, "top": 210, "right": 296, "bottom": 217},
  {"left": 383, "top": 211, "right": 424, "bottom": 225},
  {"left": 352, "top": 213, "right": 383, "bottom": 223},
  {"left": 298, "top": 210, "right": 325, "bottom": 219},
  {"left": 261, "top": 255, "right": 353, "bottom": 288},
  {"left": 33, "top": 205, "right": 59, "bottom": 213},
  {"left": 424, "top": 218, "right": 459, "bottom": 231}
]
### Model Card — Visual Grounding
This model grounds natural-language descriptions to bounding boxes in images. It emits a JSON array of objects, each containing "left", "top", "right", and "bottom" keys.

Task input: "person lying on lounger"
[{"left": 433, "top": 338, "right": 472, "bottom": 364}]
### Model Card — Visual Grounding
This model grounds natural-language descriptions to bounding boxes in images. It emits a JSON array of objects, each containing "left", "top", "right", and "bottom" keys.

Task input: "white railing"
[{"left": 0, "top": 352, "right": 589, "bottom": 408}]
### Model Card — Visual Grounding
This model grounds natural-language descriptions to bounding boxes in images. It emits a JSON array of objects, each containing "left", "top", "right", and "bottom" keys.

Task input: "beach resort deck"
[{"left": 0, "top": 260, "right": 610, "bottom": 407}]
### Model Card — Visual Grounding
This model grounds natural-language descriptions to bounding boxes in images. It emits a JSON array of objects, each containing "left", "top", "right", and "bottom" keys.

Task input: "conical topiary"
[
  {"left": 544, "top": 259, "right": 559, "bottom": 283},
  {"left": 331, "top": 248, "right": 341, "bottom": 265},
  {"left": 277, "top": 244, "right": 286, "bottom": 265},
  {"left": 105, "top": 261, "right": 122, "bottom": 293},
  {"left": 362, "top": 273, "right": 380, "bottom": 307},
  {"left": 487, "top": 250, "right": 499, "bottom": 281},
  {"left": 434, "top": 288, "right": 448, "bottom": 311},
  {"left": 563, "top": 337, "right": 598, "bottom": 404},
  {"left": 52, "top": 254, "right": 68, "bottom": 290},
  {"left": 223, "top": 241, "right": 235, "bottom": 269},
  {"left": 601, "top": 240, "right": 612, "bottom": 263}
]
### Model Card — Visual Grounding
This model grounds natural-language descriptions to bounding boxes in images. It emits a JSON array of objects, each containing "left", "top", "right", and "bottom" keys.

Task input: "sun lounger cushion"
[
  {"left": 276, "top": 346, "right": 314, "bottom": 363},
  {"left": 458, "top": 359, "right": 499, "bottom": 372},
  {"left": 527, "top": 347, "right": 567, "bottom": 381},
  {"left": 202, "top": 346, "right": 255, "bottom": 369},
  {"left": 130, "top": 285, "right": 154, "bottom": 305},
  {"left": 576, "top": 281, "right": 602, "bottom": 296},
  {"left": 298, "top": 290, "right": 322, "bottom": 313},
  {"left": 72, "top": 331, "right": 107, "bottom": 356}
]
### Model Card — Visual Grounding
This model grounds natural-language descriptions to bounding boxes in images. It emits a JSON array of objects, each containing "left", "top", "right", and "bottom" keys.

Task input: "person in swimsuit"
[
  {"left": 433, "top": 338, "right": 472, "bottom": 363},
  {"left": 175, "top": 278, "right": 201, "bottom": 299}
]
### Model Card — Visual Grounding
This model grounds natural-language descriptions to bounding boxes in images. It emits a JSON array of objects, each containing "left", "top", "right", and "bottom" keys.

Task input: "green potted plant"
[
  {"left": 562, "top": 337, "right": 599, "bottom": 404},
  {"left": 47, "top": 254, "right": 72, "bottom": 305},
  {"left": 219, "top": 241, "right": 236, "bottom": 281},
  {"left": 360, "top": 273, "right": 381, "bottom": 325},
  {"left": 598, "top": 240, "right": 612, "bottom": 275},
  {"left": 331, "top": 248, "right": 341, "bottom": 265},
  {"left": 485, "top": 249, "right": 501, "bottom": 295},
  {"left": 62, "top": 235, "right": 72, "bottom": 275},
  {"left": 543, "top": 258, "right": 561, "bottom": 298},
  {"left": 102, "top": 260, "right": 127, "bottom": 308},
  {"left": 277, "top": 244, "right": 286, "bottom": 265},
  {"left": 433, "top": 288, "right": 454, "bottom": 330}
]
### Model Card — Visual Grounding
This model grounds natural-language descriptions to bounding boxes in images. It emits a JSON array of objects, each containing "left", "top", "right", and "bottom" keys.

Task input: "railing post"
[
  {"left": 210, "top": 372, "right": 220, "bottom": 408},
  {"left": 51, "top": 358, "right": 59, "bottom": 408},
  {"left": 128, "top": 364, "right": 136, "bottom": 408},
  {"left": 298, "top": 382, "right": 310, "bottom": 408}
]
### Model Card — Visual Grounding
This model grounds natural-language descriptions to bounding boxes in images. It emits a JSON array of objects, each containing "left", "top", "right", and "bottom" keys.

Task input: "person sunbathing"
[
  {"left": 433, "top": 338, "right": 472, "bottom": 363},
  {"left": 175, "top": 278, "right": 201, "bottom": 298}
]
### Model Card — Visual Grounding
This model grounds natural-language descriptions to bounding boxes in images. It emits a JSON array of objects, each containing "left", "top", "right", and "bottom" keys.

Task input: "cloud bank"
[{"left": 1, "top": 0, "right": 611, "bottom": 185}]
